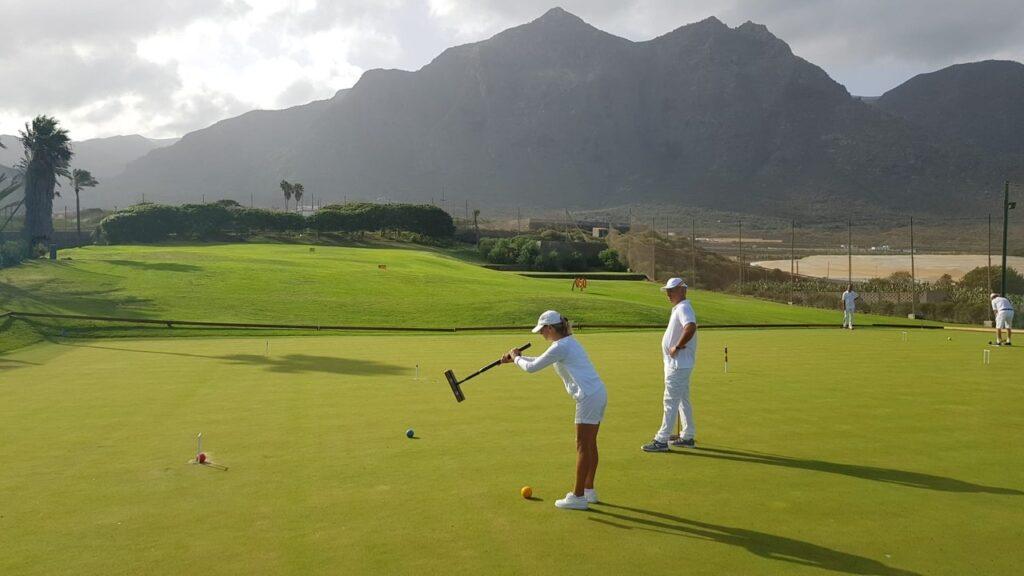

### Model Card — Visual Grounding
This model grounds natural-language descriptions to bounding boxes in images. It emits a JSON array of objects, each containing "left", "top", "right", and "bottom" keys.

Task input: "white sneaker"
[
  {"left": 554, "top": 492, "right": 589, "bottom": 510},
  {"left": 584, "top": 489, "right": 598, "bottom": 504}
]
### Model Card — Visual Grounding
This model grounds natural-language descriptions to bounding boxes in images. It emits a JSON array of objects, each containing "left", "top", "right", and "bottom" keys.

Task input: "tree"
[
  {"left": 961, "top": 266, "right": 1024, "bottom": 294},
  {"left": 279, "top": 180, "right": 293, "bottom": 211},
  {"left": 20, "top": 116, "right": 72, "bottom": 249},
  {"left": 291, "top": 182, "right": 304, "bottom": 212},
  {"left": 67, "top": 168, "right": 98, "bottom": 245}
]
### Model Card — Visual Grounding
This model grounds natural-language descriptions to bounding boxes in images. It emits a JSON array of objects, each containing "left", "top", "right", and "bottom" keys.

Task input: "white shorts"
[
  {"left": 574, "top": 389, "right": 607, "bottom": 425},
  {"left": 996, "top": 310, "right": 1014, "bottom": 329}
]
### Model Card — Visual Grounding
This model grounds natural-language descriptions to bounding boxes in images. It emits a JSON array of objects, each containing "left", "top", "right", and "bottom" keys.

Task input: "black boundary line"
[{"left": 5, "top": 311, "right": 944, "bottom": 332}]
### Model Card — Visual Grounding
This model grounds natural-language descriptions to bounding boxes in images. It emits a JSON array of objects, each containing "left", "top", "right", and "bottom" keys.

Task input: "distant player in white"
[
  {"left": 841, "top": 285, "right": 858, "bottom": 330},
  {"left": 503, "top": 310, "right": 608, "bottom": 510},
  {"left": 643, "top": 277, "right": 698, "bottom": 452},
  {"left": 990, "top": 293, "right": 1014, "bottom": 346}
]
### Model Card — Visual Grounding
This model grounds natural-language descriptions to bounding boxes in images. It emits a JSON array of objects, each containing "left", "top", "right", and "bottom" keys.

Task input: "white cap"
[
  {"left": 991, "top": 293, "right": 999, "bottom": 299},
  {"left": 531, "top": 310, "right": 564, "bottom": 333},
  {"left": 659, "top": 277, "right": 688, "bottom": 291}
]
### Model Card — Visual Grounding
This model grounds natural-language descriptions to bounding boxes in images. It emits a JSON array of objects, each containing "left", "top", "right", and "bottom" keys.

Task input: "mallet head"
[{"left": 445, "top": 370, "right": 465, "bottom": 402}]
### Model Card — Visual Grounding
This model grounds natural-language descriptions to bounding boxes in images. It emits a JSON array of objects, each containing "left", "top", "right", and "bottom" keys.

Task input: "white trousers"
[
  {"left": 843, "top": 309, "right": 855, "bottom": 328},
  {"left": 655, "top": 365, "right": 694, "bottom": 442}
]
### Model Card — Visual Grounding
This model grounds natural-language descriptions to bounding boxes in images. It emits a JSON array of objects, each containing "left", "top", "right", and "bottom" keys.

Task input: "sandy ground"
[{"left": 752, "top": 254, "right": 1024, "bottom": 282}]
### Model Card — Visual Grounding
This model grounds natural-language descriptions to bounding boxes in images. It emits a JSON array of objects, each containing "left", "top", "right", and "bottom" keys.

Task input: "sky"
[{"left": 1, "top": 0, "right": 1021, "bottom": 141}]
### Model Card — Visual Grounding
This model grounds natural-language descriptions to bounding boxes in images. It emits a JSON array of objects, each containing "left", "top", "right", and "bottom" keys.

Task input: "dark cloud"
[
  {"left": 0, "top": 43, "right": 179, "bottom": 110},
  {"left": 0, "top": 0, "right": 240, "bottom": 44}
]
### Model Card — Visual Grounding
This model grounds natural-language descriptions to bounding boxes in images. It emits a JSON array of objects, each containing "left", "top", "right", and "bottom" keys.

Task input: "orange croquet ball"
[{"left": 520, "top": 486, "right": 533, "bottom": 499}]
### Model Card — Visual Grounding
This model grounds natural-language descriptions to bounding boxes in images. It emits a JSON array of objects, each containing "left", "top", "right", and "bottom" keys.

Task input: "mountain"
[
  {"left": 106, "top": 8, "right": 1016, "bottom": 216},
  {"left": 113, "top": 94, "right": 338, "bottom": 205},
  {"left": 876, "top": 60, "right": 1024, "bottom": 158},
  {"left": 0, "top": 134, "right": 177, "bottom": 180}
]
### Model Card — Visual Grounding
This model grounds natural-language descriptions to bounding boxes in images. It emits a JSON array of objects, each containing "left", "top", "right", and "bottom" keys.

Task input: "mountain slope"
[
  {"left": 0, "top": 134, "right": 177, "bottom": 180},
  {"left": 107, "top": 8, "right": 1012, "bottom": 216},
  {"left": 113, "top": 93, "right": 340, "bottom": 206},
  {"left": 877, "top": 60, "right": 1024, "bottom": 158}
]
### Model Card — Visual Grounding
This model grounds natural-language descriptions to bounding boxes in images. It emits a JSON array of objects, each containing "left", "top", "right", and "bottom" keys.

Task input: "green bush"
[
  {"left": 235, "top": 209, "right": 305, "bottom": 232},
  {"left": 534, "top": 250, "right": 560, "bottom": 272},
  {"left": 316, "top": 203, "right": 454, "bottom": 237},
  {"left": 960, "top": 266, "right": 1024, "bottom": 294},
  {"left": 96, "top": 204, "right": 186, "bottom": 243},
  {"left": 598, "top": 249, "right": 625, "bottom": 272},
  {"left": 560, "top": 251, "right": 588, "bottom": 272},
  {"left": 0, "top": 240, "right": 27, "bottom": 268},
  {"left": 180, "top": 203, "right": 235, "bottom": 239},
  {"left": 96, "top": 201, "right": 451, "bottom": 244}
]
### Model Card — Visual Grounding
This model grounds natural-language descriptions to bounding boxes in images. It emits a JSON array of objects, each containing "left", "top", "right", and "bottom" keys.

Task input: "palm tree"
[
  {"left": 20, "top": 116, "right": 72, "bottom": 249},
  {"left": 67, "top": 168, "right": 98, "bottom": 245},
  {"left": 280, "top": 180, "right": 293, "bottom": 211},
  {"left": 292, "top": 183, "right": 304, "bottom": 212}
]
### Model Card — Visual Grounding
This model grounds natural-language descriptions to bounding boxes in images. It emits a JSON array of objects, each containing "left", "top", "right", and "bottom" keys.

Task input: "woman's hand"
[{"left": 500, "top": 352, "right": 513, "bottom": 364}]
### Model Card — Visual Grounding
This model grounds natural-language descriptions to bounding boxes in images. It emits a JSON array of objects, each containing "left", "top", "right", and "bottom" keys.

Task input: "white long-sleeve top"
[{"left": 513, "top": 335, "right": 606, "bottom": 401}]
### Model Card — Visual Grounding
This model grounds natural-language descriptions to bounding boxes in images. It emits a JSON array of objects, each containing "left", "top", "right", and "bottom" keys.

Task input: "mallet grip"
[{"left": 460, "top": 343, "right": 532, "bottom": 383}]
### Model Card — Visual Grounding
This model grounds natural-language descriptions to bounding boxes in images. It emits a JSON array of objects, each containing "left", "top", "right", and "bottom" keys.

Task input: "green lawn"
[
  {"left": 1, "top": 329, "right": 1020, "bottom": 575},
  {"left": 0, "top": 243, "right": 930, "bottom": 352}
]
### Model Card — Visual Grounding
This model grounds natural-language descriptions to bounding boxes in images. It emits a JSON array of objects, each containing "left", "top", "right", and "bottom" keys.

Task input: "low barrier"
[{"left": 4, "top": 311, "right": 945, "bottom": 332}]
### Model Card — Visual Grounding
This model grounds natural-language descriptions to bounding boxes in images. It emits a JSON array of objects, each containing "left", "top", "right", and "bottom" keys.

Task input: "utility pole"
[
  {"left": 988, "top": 213, "right": 993, "bottom": 292},
  {"left": 910, "top": 216, "right": 916, "bottom": 318},
  {"left": 690, "top": 217, "right": 696, "bottom": 287},
  {"left": 517, "top": 207, "right": 521, "bottom": 234},
  {"left": 847, "top": 219, "right": 853, "bottom": 284},
  {"left": 737, "top": 218, "right": 745, "bottom": 293},
  {"left": 790, "top": 219, "right": 795, "bottom": 277},
  {"left": 1001, "top": 180, "right": 1016, "bottom": 296},
  {"left": 465, "top": 199, "right": 469, "bottom": 221},
  {"left": 651, "top": 216, "right": 656, "bottom": 281}
]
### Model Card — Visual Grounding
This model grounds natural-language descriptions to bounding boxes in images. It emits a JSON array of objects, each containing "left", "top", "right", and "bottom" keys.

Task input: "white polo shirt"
[
  {"left": 842, "top": 290, "right": 858, "bottom": 311},
  {"left": 514, "top": 335, "right": 605, "bottom": 401},
  {"left": 992, "top": 297, "right": 1014, "bottom": 313},
  {"left": 662, "top": 300, "right": 698, "bottom": 369}
]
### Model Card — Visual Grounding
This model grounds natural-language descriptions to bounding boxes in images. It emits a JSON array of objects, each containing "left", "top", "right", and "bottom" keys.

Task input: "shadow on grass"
[
  {"left": 54, "top": 342, "right": 406, "bottom": 376},
  {"left": 103, "top": 259, "right": 202, "bottom": 273},
  {"left": 676, "top": 447, "right": 1023, "bottom": 495},
  {"left": 589, "top": 503, "right": 920, "bottom": 576},
  {"left": 0, "top": 281, "right": 154, "bottom": 317},
  {"left": 0, "top": 357, "right": 40, "bottom": 371},
  {"left": 221, "top": 354, "right": 407, "bottom": 375}
]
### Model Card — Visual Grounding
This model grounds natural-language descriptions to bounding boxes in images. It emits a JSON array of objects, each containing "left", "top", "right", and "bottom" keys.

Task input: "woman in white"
[{"left": 502, "top": 310, "right": 608, "bottom": 511}]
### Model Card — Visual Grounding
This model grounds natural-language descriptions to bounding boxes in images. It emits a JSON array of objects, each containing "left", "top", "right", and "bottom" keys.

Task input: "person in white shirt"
[
  {"left": 642, "top": 277, "right": 698, "bottom": 452},
  {"left": 502, "top": 310, "right": 608, "bottom": 511},
  {"left": 990, "top": 293, "right": 1015, "bottom": 346},
  {"left": 841, "top": 285, "right": 859, "bottom": 330}
]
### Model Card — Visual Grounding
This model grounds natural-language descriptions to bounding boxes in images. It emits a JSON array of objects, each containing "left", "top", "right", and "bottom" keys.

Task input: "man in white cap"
[
  {"left": 990, "top": 293, "right": 1014, "bottom": 346},
  {"left": 642, "top": 277, "right": 698, "bottom": 452}
]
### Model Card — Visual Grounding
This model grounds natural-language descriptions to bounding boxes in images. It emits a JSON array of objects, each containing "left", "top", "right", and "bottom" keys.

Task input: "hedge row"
[{"left": 96, "top": 202, "right": 455, "bottom": 244}]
